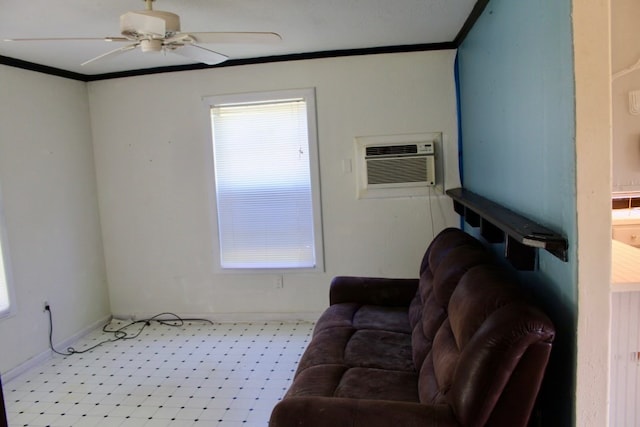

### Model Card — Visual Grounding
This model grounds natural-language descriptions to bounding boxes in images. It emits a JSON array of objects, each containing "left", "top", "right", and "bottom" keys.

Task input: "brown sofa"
[{"left": 269, "top": 227, "right": 555, "bottom": 427}]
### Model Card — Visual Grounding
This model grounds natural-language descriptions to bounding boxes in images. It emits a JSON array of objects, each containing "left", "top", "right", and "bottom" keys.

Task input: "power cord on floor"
[{"left": 45, "top": 304, "right": 213, "bottom": 356}]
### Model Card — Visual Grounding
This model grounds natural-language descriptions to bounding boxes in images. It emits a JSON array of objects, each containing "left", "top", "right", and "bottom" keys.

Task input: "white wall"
[
  {"left": 612, "top": 0, "right": 640, "bottom": 192},
  {"left": 88, "top": 50, "right": 460, "bottom": 319},
  {"left": 0, "top": 65, "right": 110, "bottom": 374}
]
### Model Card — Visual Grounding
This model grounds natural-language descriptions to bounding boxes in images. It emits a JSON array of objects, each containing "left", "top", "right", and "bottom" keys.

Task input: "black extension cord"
[{"left": 45, "top": 305, "right": 213, "bottom": 356}]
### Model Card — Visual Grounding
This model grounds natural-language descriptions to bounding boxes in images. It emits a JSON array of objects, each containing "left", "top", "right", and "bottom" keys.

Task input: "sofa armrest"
[
  {"left": 329, "top": 276, "right": 419, "bottom": 306},
  {"left": 270, "top": 397, "right": 459, "bottom": 427}
]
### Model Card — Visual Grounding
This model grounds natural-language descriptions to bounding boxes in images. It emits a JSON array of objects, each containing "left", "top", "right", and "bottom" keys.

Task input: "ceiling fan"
[{"left": 3, "top": 0, "right": 282, "bottom": 66}]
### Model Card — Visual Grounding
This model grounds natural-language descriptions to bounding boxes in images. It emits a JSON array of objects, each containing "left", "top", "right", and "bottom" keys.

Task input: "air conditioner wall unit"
[{"left": 356, "top": 134, "right": 440, "bottom": 198}]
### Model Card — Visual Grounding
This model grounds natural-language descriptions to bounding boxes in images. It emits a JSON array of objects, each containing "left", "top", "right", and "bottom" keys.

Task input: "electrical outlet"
[{"left": 43, "top": 301, "right": 50, "bottom": 312}]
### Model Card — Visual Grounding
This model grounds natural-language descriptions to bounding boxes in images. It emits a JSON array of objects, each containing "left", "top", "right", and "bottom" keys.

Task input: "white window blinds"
[{"left": 210, "top": 91, "right": 321, "bottom": 269}]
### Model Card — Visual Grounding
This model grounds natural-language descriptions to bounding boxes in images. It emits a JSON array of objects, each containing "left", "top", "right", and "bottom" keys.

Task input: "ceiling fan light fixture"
[{"left": 140, "top": 38, "right": 163, "bottom": 52}]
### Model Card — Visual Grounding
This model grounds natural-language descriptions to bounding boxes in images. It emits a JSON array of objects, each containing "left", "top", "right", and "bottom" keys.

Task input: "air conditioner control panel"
[{"left": 416, "top": 141, "right": 435, "bottom": 155}]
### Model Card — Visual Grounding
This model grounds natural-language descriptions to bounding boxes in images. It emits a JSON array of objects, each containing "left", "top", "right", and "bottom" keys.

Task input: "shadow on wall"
[{"left": 520, "top": 270, "right": 576, "bottom": 427}]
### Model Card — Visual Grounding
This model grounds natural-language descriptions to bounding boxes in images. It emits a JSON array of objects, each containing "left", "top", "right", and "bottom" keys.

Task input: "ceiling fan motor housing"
[{"left": 120, "top": 10, "right": 181, "bottom": 39}]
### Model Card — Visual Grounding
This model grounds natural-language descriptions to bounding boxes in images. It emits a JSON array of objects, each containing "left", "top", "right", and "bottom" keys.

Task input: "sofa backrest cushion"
[
  {"left": 410, "top": 228, "right": 495, "bottom": 370},
  {"left": 431, "top": 245, "right": 494, "bottom": 308},
  {"left": 420, "top": 228, "right": 482, "bottom": 276}
]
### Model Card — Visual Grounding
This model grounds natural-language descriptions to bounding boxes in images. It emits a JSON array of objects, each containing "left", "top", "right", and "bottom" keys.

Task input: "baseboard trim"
[
  {"left": 2, "top": 314, "right": 112, "bottom": 384},
  {"left": 110, "top": 312, "right": 321, "bottom": 324}
]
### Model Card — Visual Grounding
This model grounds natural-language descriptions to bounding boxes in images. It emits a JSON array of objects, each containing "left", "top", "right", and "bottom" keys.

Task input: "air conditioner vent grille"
[
  {"left": 366, "top": 157, "right": 428, "bottom": 185},
  {"left": 365, "top": 144, "right": 418, "bottom": 157}
]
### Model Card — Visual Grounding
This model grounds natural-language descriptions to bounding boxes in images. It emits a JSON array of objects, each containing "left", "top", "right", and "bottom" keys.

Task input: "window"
[
  {"left": 205, "top": 88, "right": 323, "bottom": 270},
  {"left": 0, "top": 188, "right": 14, "bottom": 319}
]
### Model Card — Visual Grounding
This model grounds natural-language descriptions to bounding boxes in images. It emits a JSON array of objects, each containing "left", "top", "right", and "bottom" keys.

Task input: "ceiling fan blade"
[
  {"left": 81, "top": 43, "right": 138, "bottom": 66},
  {"left": 171, "top": 44, "right": 228, "bottom": 65},
  {"left": 184, "top": 32, "right": 282, "bottom": 45},
  {"left": 3, "top": 37, "right": 129, "bottom": 42}
]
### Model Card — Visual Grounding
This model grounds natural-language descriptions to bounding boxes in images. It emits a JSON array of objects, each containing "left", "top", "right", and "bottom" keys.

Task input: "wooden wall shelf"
[{"left": 446, "top": 188, "right": 569, "bottom": 270}]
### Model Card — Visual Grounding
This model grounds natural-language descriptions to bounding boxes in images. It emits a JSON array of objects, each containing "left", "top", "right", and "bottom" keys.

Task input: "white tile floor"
[{"left": 4, "top": 319, "right": 314, "bottom": 427}]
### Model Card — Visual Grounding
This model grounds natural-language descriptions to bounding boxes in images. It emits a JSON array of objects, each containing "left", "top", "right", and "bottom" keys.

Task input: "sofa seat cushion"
[
  {"left": 345, "top": 329, "right": 414, "bottom": 371},
  {"left": 335, "top": 368, "right": 419, "bottom": 401},
  {"left": 314, "top": 303, "right": 412, "bottom": 335},
  {"left": 297, "top": 325, "right": 414, "bottom": 372},
  {"left": 286, "top": 365, "right": 420, "bottom": 403},
  {"left": 290, "top": 301, "right": 417, "bottom": 403},
  {"left": 353, "top": 305, "right": 412, "bottom": 333},
  {"left": 298, "top": 302, "right": 413, "bottom": 373}
]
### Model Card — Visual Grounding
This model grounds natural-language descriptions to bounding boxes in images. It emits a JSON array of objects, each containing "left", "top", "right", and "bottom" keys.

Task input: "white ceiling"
[{"left": 0, "top": 0, "right": 478, "bottom": 77}]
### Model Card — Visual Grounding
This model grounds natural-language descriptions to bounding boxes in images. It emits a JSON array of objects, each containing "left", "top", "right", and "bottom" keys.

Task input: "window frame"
[
  {"left": 0, "top": 184, "right": 16, "bottom": 320},
  {"left": 204, "top": 88, "right": 325, "bottom": 273}
]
